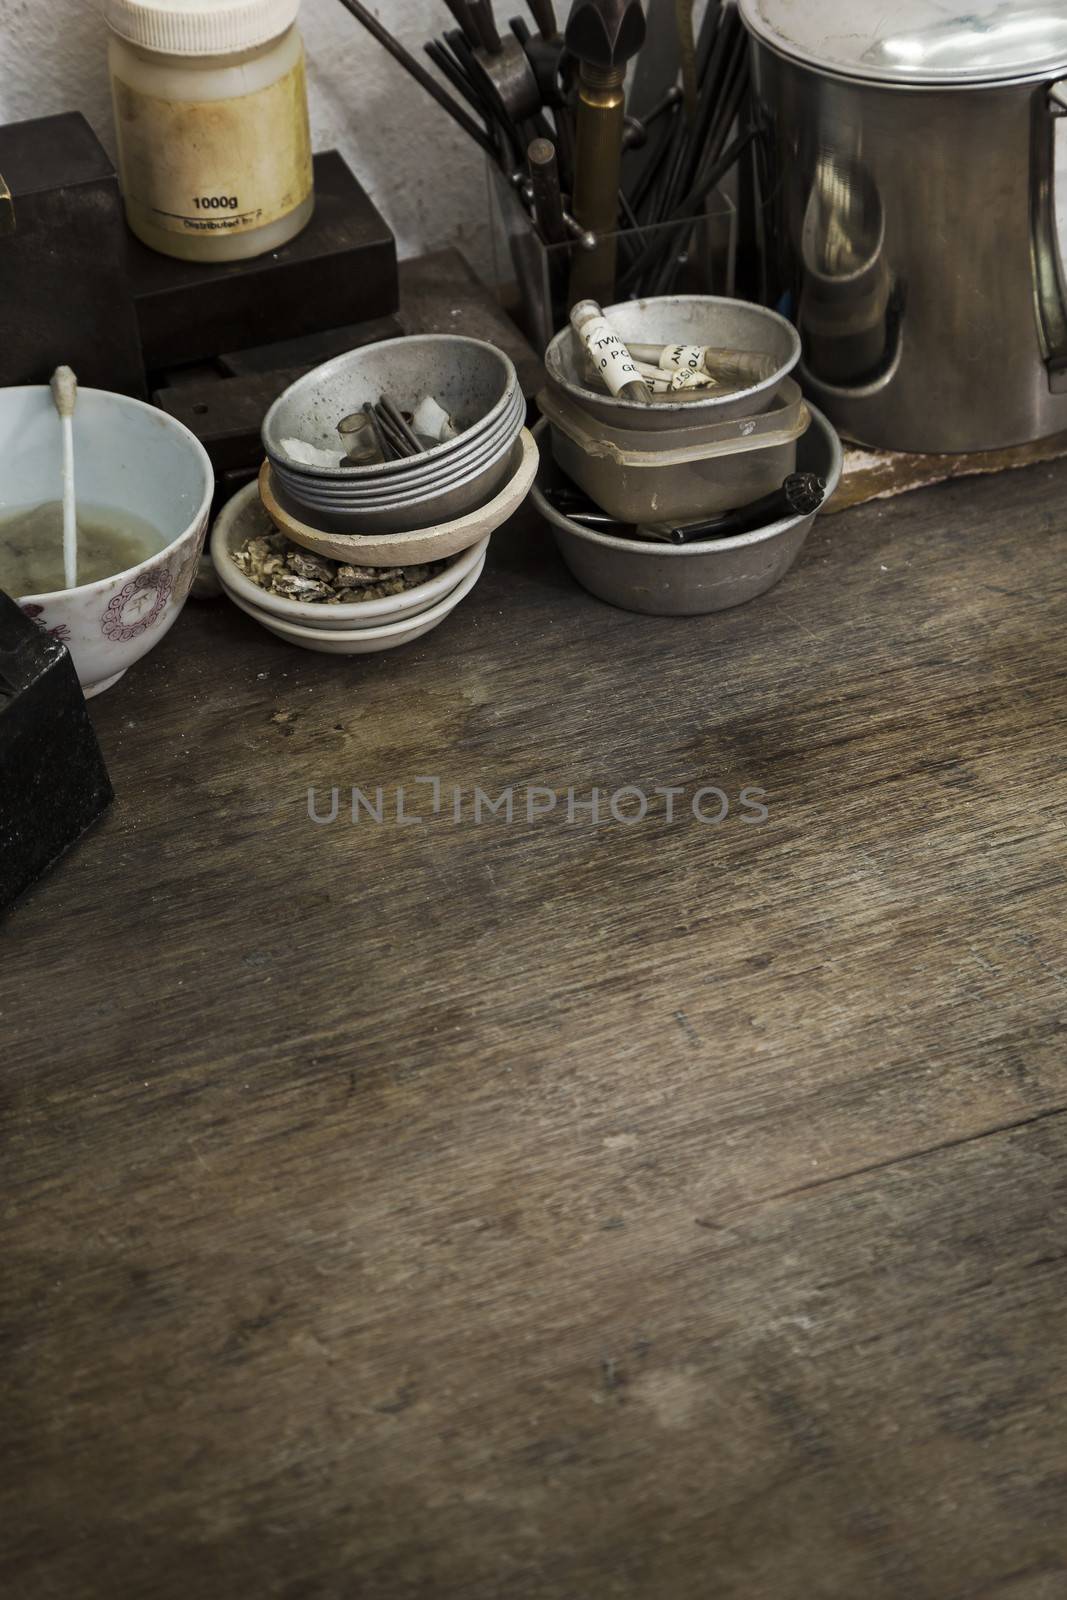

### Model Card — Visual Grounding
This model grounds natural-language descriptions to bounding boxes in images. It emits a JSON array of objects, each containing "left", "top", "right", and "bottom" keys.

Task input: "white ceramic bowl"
[
  {"left": 0, "top": 387, "right": 214, "bottom": 696},
  {"left": 225, "top": 553, "right": 486, "bottom": 654},
  {"left": 211, "top": 481, "right": 489, "bottom": 630}
]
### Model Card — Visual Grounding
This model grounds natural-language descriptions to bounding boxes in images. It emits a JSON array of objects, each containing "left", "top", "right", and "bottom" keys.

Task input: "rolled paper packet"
[
  {"left": 412, "top": 394, "right": 458, "bottom": 443},
  {"left": 628, "top": 343, "right": 777, "bottom": 386},
  {"left": 282, "top": 437, "right": 345, "bottom": 469},
  {"left": 570, "top": 300, "right": 653, "bottom": 402},
  {"left": 632, "top": 360, "right": 717, "bottom": 391},
  {"left": 657, "top": 344, "right": 711, "bottom": 377}
]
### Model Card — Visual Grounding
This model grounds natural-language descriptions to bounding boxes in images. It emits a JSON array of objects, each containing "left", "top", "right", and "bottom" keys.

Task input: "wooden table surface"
[{"left": 3, "top": 454, "right": 1066, "bottom": 1599}]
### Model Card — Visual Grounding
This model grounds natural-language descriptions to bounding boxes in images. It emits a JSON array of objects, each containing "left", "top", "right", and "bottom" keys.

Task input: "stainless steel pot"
[{"left": 740, "top": 0, "right": 1067, "bottom": 452}]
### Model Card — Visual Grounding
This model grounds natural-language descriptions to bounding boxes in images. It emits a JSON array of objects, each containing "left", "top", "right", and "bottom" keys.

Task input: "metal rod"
[
  {"left": 379, "top": 395, "right": 426, "bottom": 454},
  {"left": 527, "top": 0, "right": 558, "bottom": 38},
  {"left": 619, "top": 126, "right": 753, "bottom": 293},
  {"left": 468, "top": 0, "right": 503, "bottom": 51},
  {"left": 527, "top": 136, "right": 567, "bottom": 243},
  {"left": 442, "top": 0, "right": 482, "bottom": 45},
  {"left": 332, "top": 0, "right": 497, "bottom": 155},
  {"left": 362, "top": 402, "right": 395, "bottom": 462},
  {"left": 447, "top": 28, "right": 524, "bottom": 160},
  {"left": 425, "top": 39, "right": 493, "bottom": 121}
]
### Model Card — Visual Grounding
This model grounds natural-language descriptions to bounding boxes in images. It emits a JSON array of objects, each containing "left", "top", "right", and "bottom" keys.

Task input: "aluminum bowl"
[
  {"left": 544, "top": 295, "right": 801, "bottom": 433},
  {"left": 270, "top": 387, "right": 526, "bottom": 509},
  {"left": 263, "top": 335, "right": 520, "bottom": 484},
  {"left": 531, "top": 405, "right": 841, "bottom": 616},
  {"left": 270, "top": 434, "right": 526, "bottom": 536}
]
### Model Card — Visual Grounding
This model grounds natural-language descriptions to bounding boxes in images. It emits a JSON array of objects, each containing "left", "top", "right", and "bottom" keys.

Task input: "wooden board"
[
  {"left": 2, "top": 449, "right": 1065, "bottom": 1599},
  {"left": 830, "top": 429, "right": 1067, "bottom": 513}
]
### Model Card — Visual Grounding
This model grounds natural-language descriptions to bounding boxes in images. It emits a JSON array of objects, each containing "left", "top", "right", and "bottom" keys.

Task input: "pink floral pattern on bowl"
[
  {"left": 100, "top": 563, "right": 174, "bottom": 642},
  {"left": 20, "top": 602, "right": 72, "bottom": 645}
]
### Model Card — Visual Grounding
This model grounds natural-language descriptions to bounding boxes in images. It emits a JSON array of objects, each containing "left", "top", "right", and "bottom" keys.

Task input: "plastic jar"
[{"left": 103, "top": 0, "right": 314, "bottom": 263}]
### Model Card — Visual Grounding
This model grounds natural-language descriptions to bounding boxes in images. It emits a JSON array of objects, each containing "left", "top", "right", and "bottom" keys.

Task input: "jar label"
[{"left": 112, "top": 60, "right": 313, "bottom": 238}]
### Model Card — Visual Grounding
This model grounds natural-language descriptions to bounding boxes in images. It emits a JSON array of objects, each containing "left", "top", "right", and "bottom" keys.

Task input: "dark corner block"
[
  {"left": 0, "top": 594, "right": 113, "bottom": 916},
  {"left": 127, "top": 150, "right": 399, "bottom": 370},
  {"left": 0, "top": 112, "right": 146, "bottom": 397}
]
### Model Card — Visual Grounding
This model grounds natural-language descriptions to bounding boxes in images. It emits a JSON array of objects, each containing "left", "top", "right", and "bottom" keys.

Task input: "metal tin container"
[
  {"left": 543, "top": 294, "right": 801, "bottom": 432},
  {"left": 740, "top": 0, "right": 1067, "bottom": 452},
  {"left": 531, "top": 406, "right": 842, "bottom": 616},
  {"left": 539, "top": 377, "right": 810, "bottom": 524}
]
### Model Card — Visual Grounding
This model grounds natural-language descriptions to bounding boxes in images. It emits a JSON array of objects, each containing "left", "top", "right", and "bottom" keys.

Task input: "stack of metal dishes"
[
  {"left": 211, "top": 483, "right": 493, "bottom": 656},
  {"left": 541, "top": 296, "right": 807, "bottom": 528},
  {"left": 262, "top": 335, "right": 526, "bottom": 536},
  {"left": 533, "top": 294, "right": 841, "bottom": 616}
]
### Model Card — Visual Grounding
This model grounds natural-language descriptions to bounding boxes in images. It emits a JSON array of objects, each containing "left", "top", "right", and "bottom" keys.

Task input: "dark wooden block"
[
  {"left": 0, "top": 594, "right": 113, "bottom": 915},
  {"left": 218, "top": 313, "right": 401, "bottom": 377},
  {"left": 154, "top": 319, "right": 403, "bottom": 484},
  {"left": 156, "top": 366, "right": 309, "bottom": 479},
  {"left": 128, "top": 151, "right": 398, "bottom": 369},
  {"left": 0, "top": 112, "right": 145, "bottom": 396}
]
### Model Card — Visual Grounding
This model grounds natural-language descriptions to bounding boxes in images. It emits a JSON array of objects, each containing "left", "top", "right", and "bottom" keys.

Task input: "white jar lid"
[{"left": 102, "top": 0, "right": 300, "bottom": 55}]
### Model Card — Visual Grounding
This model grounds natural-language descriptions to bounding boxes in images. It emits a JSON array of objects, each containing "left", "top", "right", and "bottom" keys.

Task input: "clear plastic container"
[{"left": 104, "top": 0, "right": 314, "bottom": 263}]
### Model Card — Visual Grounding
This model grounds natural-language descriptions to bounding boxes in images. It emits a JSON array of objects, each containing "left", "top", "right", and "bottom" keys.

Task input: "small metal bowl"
[
  {"left": 270, "top": 432, "right": 524, "bottom": 535},
  {"left": 530, "top": 405, "right": 842, "bottom": 617},
  {"left": 263, "top": 335, "right": 520, "bottom": 484},
  {"left": 544, "top": 294, "right": 801, "bottom": 433},
  {"left": 270, "top": 387, "right": 526, "bottom": 509}
]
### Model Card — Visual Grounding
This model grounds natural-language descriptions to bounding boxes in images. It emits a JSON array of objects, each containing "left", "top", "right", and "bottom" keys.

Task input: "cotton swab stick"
[{"left": 50, "top": 366, "right": 79, "bottom": 590}]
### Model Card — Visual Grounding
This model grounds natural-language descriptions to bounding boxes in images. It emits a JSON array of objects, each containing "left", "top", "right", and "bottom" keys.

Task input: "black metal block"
[
  {"left": 0, "top": 112, "right": 146, "bottom": 396},
  {"left": 128, "top": 151, "right": 399, "bottom": 369},
  {"left": 0, "top": 594, "right": 113, "bottom": 916}
]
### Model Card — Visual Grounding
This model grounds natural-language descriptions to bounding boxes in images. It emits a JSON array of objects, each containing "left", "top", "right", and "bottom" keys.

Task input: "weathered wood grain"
[
  {"left": 830, "top": 430, "right": 1067, "bottom": 513},
  {"left": 2, "top": 451, "right": 1065, "bottom": 1599}
]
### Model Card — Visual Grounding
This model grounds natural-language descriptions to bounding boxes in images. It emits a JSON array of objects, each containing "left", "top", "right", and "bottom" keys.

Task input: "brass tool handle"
[
  {"left": 1032, "top": 79, "right": 1067, "bottom": 393},
  {"left": 0, "top": 174, "right": 14, "bottom": 237},
  {"left": 568, "top": 64, "right": 626, "bottom": 304}
]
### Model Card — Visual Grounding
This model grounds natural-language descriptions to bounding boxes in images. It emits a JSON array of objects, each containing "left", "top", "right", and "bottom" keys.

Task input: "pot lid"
[{"left": 738, "top": 0, "right": 1067, "bottom": 87}]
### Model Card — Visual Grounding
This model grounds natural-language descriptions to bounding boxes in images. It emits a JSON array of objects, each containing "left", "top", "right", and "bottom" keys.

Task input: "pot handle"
[{"left": 1033, "top": 81, "right": 1067, "bottom": 393}]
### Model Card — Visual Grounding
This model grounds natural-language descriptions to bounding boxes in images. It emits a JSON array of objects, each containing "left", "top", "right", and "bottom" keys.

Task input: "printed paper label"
[
  {"left": 113, "top": 62, "right": 312, "bottom": 236},
  {"left": 578, "top": 316, "right": 644, "bottom": 396}
]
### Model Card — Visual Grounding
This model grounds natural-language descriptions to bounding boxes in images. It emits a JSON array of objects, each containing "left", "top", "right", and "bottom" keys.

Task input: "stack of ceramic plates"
[
  {"left": 262, "top": 335, "right": 526, "bottom": 536},
  {"left": 211, "top": 483, "right": 492, "bottom": 655}
]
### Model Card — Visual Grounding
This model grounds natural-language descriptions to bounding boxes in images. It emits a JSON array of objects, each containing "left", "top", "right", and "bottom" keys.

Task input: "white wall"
[{"left": 0, "top": 0, "right": 493, "bottom": 269}]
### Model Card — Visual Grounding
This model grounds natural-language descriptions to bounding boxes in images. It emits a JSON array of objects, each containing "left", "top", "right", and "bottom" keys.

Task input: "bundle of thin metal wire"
[
  {"left": 619, "top": 1, "right": 754, "bottom": 297},
  {"left": 333, "top": 0, "right": 754, "bottom": 307}
]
